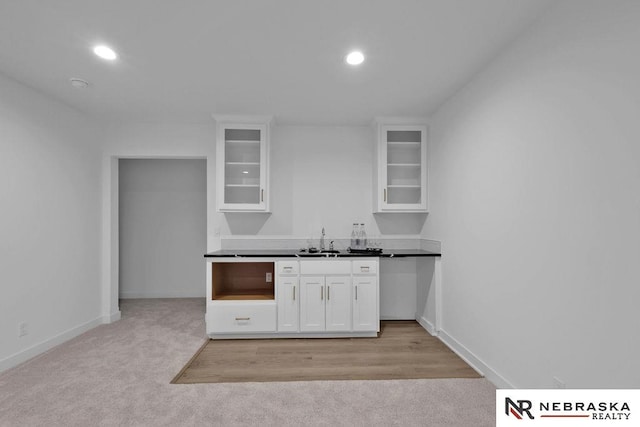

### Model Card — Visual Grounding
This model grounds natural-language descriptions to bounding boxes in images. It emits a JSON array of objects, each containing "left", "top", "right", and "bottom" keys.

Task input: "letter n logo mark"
[{"left": 505, "top": 397, "right": 534, "bottom": 419}]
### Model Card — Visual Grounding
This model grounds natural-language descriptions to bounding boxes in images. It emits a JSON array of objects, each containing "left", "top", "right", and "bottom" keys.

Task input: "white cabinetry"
[
  {"left": 325, "top": 276, "right": 352, "bottom": 331},
  {"left": 299, "top": 260, "right": 351, "bottom": 332},
  {"left": 373, "top": 118, "right": 428, "bottom": 212},
  {"left": 209, "top": 300, "right": 276, "bottom": 333},
  {"left": 299, "top": 276, "right": 324, "bottom": 331},
  {"left": 276, "top": 261, "right": 299, "bottom": 332},
  {"left": 206, "top": 259, "right": 276, "bottom": 337},
  {"left": 207, "top": 258, "right": 379, "bottom": 339},
  {"left": 352, "top": 260, "right": 379, "bottom": 331},
  {"left": 299, "top": 275, "right": 351, "bottom": 332},
  {"left": 214, "top": 115, "right": 272, "bottom": 212}
]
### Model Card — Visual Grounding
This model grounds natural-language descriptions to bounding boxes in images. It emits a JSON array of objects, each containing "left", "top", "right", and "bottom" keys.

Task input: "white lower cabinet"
[
  {"left": 299, "top": 275, "right": 351, "bottom": 332},
  {"left": 353, "top": 276, "right": 378, "bottom": 331},
  {"left": 325, "top": 276, "right": 352, "bottom": 331},
  {"left": 208, "top": 258, "right": 378, "bottom": 338},
  {"left": 276, "top": 274, "right": 299, "bottom": 332},
  {"left": 208, "top": 300, "right": 276, "bottom": 333},
  {"left": 351, "top": 259, "right": 379, "bottom": 332}
]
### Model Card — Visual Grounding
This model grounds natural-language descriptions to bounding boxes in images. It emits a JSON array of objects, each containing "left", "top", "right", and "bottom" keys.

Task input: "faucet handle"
[{"left": 329, "top": 240, "right": 334, "bottom": 250}]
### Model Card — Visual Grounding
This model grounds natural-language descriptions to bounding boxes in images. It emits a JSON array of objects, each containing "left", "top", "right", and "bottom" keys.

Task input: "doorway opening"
[{"left": 118, "top": 158, "right": 207, "bottom": 299}]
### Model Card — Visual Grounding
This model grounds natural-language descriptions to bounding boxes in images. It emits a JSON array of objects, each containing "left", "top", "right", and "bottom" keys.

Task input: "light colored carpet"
[{"left": 0, "top": 298, "right": 496, "bottom": 426}]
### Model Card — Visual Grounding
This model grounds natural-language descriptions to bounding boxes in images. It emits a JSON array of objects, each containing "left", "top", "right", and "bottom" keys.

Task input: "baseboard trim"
[
  {"left": 119, "top": 292, "right": 205, "bottom": 299},
  {"left": 437, "top": 328, "right": 515, "bottom": 389},
  {"left": 0, "top": 315, "right": 103, "bottom": 374}
]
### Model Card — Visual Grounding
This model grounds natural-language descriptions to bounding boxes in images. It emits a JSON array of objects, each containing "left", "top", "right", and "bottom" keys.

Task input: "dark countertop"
[{"left": 204, "top": 249, "right": 441, "bottom": 258}]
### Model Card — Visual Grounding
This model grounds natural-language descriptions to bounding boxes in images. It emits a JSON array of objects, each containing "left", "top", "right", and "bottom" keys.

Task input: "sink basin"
[{"left": 298, "top": 249, "right": 341, "bottom": 256}]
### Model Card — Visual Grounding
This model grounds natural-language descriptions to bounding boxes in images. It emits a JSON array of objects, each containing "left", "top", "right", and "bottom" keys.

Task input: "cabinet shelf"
[
  {"left": 387, "top": 141, "right": 421, "bottom": 146},
  {"left": 388, "top": 163, "right": 420, "bottom": 167},
  {"left": 226, "top": 162, "right": 260, "bottom": 166},
  {"left": 387, "top": 184, "right": 421, "bottom": 188},
  {"left": 214, "top": 290, "right": 275, "bottom": 300},
  {"left": 225, "top": 184, "right": 260, "bottom": 188},
  {"left": 225, "top": 140, "right": 261, "bottom": 144}
]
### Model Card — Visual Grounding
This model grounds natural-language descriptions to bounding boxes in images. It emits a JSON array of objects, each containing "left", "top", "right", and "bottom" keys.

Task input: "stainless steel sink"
[{"left": 298, "top": 249, "right": 341, "bottom": 256}]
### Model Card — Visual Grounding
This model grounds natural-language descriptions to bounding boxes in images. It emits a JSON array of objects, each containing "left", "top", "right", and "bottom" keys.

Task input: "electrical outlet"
[
  {"left": 18, "top": 322, "right": 28, "bottom": 337},
  {"left": 266, "top": 272, "right": 272, "bottom": 283},
  {"left": 553, "top": 376, "right": 566, "bottom": 389}
]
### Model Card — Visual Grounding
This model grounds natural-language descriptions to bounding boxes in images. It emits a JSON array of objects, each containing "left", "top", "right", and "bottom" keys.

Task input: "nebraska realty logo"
[{"left": 496, "top": 390, "right": 639, "bottom": 426}]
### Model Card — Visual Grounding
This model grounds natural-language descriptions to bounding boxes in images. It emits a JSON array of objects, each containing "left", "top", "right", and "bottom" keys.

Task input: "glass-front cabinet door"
[
  {"left": 215, "top": 118, "right": 270, "bottom": 211},
  {"left": 374, "top": 121, "right": 428, "bottom": 212}
]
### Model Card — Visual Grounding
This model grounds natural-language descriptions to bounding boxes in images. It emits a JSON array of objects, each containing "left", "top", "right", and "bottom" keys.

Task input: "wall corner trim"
[
  {"left": 103, "top": 310, "right": 121, "bottom": 324},
  {"left": 416, "top": 315, "right": 438, "bottom": 336}
]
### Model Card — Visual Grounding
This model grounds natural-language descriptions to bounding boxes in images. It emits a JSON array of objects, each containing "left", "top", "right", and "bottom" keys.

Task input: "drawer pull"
[
  {"left": 355, "top": 285, "right": 358, "bottom": 300},
  {"left": 283, "top": 267, "right": 293, "bottom": 272},
  {"left": 293, "top": 287, "right": 296, "bottom": 301},
  {"left": 320, "top": 287, "right": 323, "bottom": 300},
  {"left": 235, "top": 317, "right": 250, "bottom": 321},
  {"left": 360, "top": 266, "right": 370, "bottom": 272}
]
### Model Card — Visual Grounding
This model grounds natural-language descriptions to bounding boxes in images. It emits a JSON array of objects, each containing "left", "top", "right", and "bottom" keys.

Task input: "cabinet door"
[
  {"left": 300, "top": 276, "right": 325, "bottom": 332},
  {"left": 325, "top": 276, "right": 352, "bottom": 332},
  {"left": 376, "top": 124, "right": 427, "bottom": 212},
  {"left": 353, "top": 276, "right": 379, "bottom": 332},
  {"left": 277, "top": 275, "right": 299, "bottom": 332},
  {"left": 216, "top": 122, "right": 269, "bottom": 211}
]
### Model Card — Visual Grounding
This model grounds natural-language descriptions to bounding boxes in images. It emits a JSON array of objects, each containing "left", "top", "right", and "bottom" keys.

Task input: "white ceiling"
[{"left": 0, "top": 0, "right": 557, "bottom": 125}]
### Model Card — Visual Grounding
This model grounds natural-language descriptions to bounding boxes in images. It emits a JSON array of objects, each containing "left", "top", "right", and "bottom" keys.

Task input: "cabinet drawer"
[
  {"left": 300, "top": 260, "right": 351, "bottom": 275},
  {"left": 276, "top": 261, "right": 299, "bottom": 275},
  {"left": 209, "top": 301, "right": 276, "bottom": 333},
  {"left": 352, "top": 260, "right": 378, "bottom": 275}
]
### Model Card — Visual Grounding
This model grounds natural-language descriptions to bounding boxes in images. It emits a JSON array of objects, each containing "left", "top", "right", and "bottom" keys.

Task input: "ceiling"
[{"left": 0, "top": 0, "right": 557, "bottom": 125}]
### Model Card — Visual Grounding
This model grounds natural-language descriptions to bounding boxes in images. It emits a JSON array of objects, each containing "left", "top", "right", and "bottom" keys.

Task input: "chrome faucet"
[{"left": 319, "top": 227, "right": 325, "bottom": 251}]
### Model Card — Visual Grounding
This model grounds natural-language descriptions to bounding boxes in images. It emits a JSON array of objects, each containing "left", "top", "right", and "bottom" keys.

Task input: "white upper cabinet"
[
  {"left": 214, "top": 115, "right": 272, "bottom": 212},
  {"left": 373, "top": 119, "right": 428, "bottom": 212}
]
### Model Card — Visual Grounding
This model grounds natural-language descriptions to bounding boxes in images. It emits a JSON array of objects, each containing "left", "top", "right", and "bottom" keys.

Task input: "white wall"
[
  {"left": 119, "top": 159, "right": 206, "bottom": 298},
  {"left": 424, "top": 0, "right": 640, "bottom": 388},
  {"left": 0, "top": 72, "right": 102, "bottom": 371}
]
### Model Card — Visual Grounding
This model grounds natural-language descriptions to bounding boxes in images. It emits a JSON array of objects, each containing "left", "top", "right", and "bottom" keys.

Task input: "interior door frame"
[{"left": 102, "top": 155, "right": 207, "bottom": 323}]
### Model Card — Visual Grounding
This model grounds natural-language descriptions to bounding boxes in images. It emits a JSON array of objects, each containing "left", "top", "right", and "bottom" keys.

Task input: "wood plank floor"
[{"left": 172, "top": 321, "right": 482, "bottom": 384}]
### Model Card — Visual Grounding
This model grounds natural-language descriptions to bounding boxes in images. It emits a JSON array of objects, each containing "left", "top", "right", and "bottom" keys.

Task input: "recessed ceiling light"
[
  {"left": 93, "top": 45, "right": 117, "bottom": 60},
  {"left": 69, "top": 78, "right": 89, "bottom": 89},
  {"left": 345, "top": 50, "right": 365, "bottom": 66}
]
